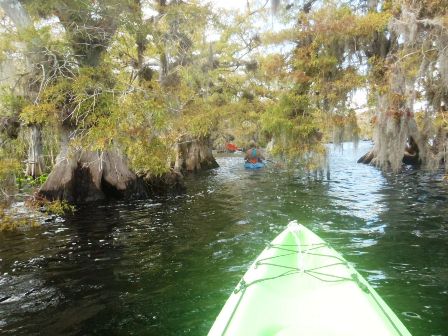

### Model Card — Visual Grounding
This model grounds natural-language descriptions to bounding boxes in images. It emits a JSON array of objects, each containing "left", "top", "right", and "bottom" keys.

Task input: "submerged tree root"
[
  {"left": 139, "top": 169, "right": 186, "bottom": 195},
  {"left": 37, "top": 137, "right": 219, "bottom": 204},
  {"left": 358, "top": 149, "right": 421, "bottom": 168},
  {"left": 175, "top": 136, "right": 219, "bottom": 172},
  {"left": 38, "top": 150, "right": 148, "bottom": 204}
]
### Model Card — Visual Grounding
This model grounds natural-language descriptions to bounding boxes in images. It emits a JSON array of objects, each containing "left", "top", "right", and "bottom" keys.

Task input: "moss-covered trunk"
[
  {"left": 38, "top": 152, "right": 148, "bottom": 204},
  {"left": 38, "top": 127, "right": 147, "bottom": 203},
  {"left": 0, "top": 0, "right": 46, "bottom": 178},
  {"left": 25, "top": 124, "right": 45, "bottom": 178},
  {"left": 174, "top": 136, "right": 218, "bottom": 173}
]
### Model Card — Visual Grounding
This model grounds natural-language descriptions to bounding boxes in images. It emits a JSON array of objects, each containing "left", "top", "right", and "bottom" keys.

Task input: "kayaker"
[
  {"left": 245, "top": 140, "right": 265, "bottom": 163},
  {"left": 226, "top": 143, "right": 239, "bottom": 153}
]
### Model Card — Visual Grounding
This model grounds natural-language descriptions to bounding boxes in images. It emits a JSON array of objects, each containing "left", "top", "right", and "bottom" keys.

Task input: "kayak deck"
[
  {"left": 208, "top": 221, "right": 411, "bottom": 336},
  {"left": 244, "top": 161, "right": 265, "bottom": 169}
]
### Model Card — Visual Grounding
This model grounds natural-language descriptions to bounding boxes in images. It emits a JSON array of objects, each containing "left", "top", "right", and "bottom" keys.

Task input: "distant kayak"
[
  {"left": 244, "top": 161, "right": 265, "bottom": 169},
  {"left": 208, "top": 221, "right": 411, "bottom": 336}
]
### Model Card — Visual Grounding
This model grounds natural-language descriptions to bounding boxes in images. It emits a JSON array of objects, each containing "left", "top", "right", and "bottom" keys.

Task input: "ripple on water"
[
  {"left": 402, "top": 312, "right": 423, "bottom": 319},
  {"left": 0, "top": 141, "right": 447, "bottom": 335}
]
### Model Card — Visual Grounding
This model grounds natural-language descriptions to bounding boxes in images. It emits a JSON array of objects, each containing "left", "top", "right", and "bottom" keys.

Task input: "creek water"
[{"left": 0, "top": 141, "right": 447, "bottom": 336}]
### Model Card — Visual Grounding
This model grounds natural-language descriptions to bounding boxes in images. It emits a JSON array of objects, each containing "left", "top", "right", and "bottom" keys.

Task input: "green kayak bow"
[{"left": 208, "top": 221, "right": 411, "bottom": 336}]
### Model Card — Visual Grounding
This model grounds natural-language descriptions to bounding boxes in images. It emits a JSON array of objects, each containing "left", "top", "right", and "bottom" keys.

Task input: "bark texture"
[
  {"left": 140, "top": 169, "right": 185, "bottom": 195},
  {"left": 0, "top": 116, "right": 20, "bottom": 139},
  {"left": 0, "top": 0, "right": 46, "bottom": 178},
  {"left": 38, "top": 149, "right": 148, "bottom": 204},
  {"left": 174, "top": 136, "right": 219, "bottom": 172},
  {"left": 25, "top": 124, "right": 45, "bottom": 178},
  {"left": 358, "top": 137, "right": 421, "bottom": 167}
]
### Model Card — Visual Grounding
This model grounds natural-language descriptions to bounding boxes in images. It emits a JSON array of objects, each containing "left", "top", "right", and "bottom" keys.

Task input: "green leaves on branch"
[
  {"left": 21, "top": 102, "right": 56, "bottom": 124},
  {"left": 260, "top": 92, "right": 324, "bottom": 165},
  {"left": 0, "top": 88, "right": 26, "bottom": 117},
  {"left": 126, "top": 137, "right": 172, "bottom": 176}
]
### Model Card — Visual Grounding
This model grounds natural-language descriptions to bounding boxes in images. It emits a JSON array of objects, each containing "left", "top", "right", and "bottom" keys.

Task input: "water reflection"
[
  {"left": 327, "top": 142, "right": 387, "bottom": 224},
  {"left": 0, "top": 141, "right": 447, "bottom": 335}
]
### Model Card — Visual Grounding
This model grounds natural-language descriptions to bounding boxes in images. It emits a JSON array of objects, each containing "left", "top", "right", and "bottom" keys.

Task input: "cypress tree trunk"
[
  {"left": 25, "top": 124, "right": 45, "bottom": 178},
  {"left": 0, "top": 0, "right": 45, "bottom": 178},
  {"left": 174, "top": 136, "right": 219, "bottom": 172},
  {"left": 38, "top": 128, "right": 148, "bottom": 204},
  {"left": 39, "top": 151, "right": 148, "bottom": 204},
  {"left": 36, "top": 6, "right": 149, "bottom": 203}
]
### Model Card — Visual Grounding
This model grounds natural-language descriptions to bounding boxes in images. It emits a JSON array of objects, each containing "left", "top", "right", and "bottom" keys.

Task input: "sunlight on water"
[
  {"left": 327, "top": 142, "right": 387, "bottom": 224},
  {"left": 0, "top": 141, "right": 447, "bottom": 335}
]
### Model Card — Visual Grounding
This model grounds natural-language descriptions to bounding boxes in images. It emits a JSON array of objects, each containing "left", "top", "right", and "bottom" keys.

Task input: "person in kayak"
[
  {"left": 226, "top": 143, "right": 239, "bottom": 153},
  {"left": 245, "top": 141, "right": 265, "bottom": 163}
]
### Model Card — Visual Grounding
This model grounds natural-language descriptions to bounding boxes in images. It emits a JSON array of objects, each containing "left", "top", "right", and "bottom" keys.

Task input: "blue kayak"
[{"left": 244, "top": 161, "right": 265, "bottom": 169}]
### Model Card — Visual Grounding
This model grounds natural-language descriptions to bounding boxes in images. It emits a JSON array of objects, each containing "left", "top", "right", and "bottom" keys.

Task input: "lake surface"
[{"left": 0, "top": 141, "right": 447, "bottom": 335}]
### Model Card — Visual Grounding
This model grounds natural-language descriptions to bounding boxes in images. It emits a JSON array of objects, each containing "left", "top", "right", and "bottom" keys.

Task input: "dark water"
[{"left": 1, "top": 142, "right": 447, "bottom": 336}]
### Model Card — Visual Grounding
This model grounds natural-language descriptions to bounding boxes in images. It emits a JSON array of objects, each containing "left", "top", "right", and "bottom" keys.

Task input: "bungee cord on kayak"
[
  {"left": 226, "top": 247, "right": 391, "bottom": 335},
  {"left": 236, "top": 245, "right": 361, "bottom": 292},
  {"left": 209, "top": 222, "right": 412, "bottom": 336}
]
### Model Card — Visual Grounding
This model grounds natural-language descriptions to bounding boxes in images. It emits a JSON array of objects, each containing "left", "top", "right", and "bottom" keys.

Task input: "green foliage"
[
  {"left": 16, "top": 173, "right": 48, "bottom": 188},
  {"left": 180, "top": 101, "right": 219, "bottom": 138},
  {"left": 20, "top": 102, "right": 56, "bottom": 124},
  {"left": 261, "top": 92, "right": 323, "bottom": 160},
  {"left": 255, "top": 1, "right": 394, "bottom": 164},
  {"left": 114, "top": 91, "right": 173, "bottom": 175},
  {"left": 42, "top": 200, "right": 75, "bottom": 216},
  {"left": 126, "top": 137, "right": 172, "bottom": 175},
  {"left": 0, "top": 143, "right": 23, "bottom": 201},
  {"left": 434, "top": 112, "right": 448, "bottom": 131},
  {"left": 10, "top": 0, "right": 441, "bottom": 184},
  {"left": 0, "top": 158, "right": 21, "bottom": 182},
  {"left": 0, "top": 206, "right": 40, "bottom": 231},
  {"left": 0, "top": 35, "right": 14, "bottom": 62},
  {"left": 0, "top": 88, "right": 26, "bottom": 117}
]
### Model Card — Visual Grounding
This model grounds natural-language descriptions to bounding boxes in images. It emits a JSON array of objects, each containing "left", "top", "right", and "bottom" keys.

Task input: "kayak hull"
[
  {"left": 244, "top": 162, "right": 265, "bottom": 169},
  {"left": 208, "top": 221, "right": 411, "bottom": 336}
]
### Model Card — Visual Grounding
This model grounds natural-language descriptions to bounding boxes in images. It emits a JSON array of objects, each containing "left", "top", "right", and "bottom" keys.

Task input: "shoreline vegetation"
[
  {"left": 1, "top": 0, "right": 448, "bottom": 229},
  {"left": 0, "top": 173, "right": 76, "bottom": 231}
]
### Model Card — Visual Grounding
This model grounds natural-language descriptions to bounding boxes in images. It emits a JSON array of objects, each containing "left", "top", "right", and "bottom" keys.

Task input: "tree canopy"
[{"left": 1, "top": 0, "right": 448, "bottom": 203}]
